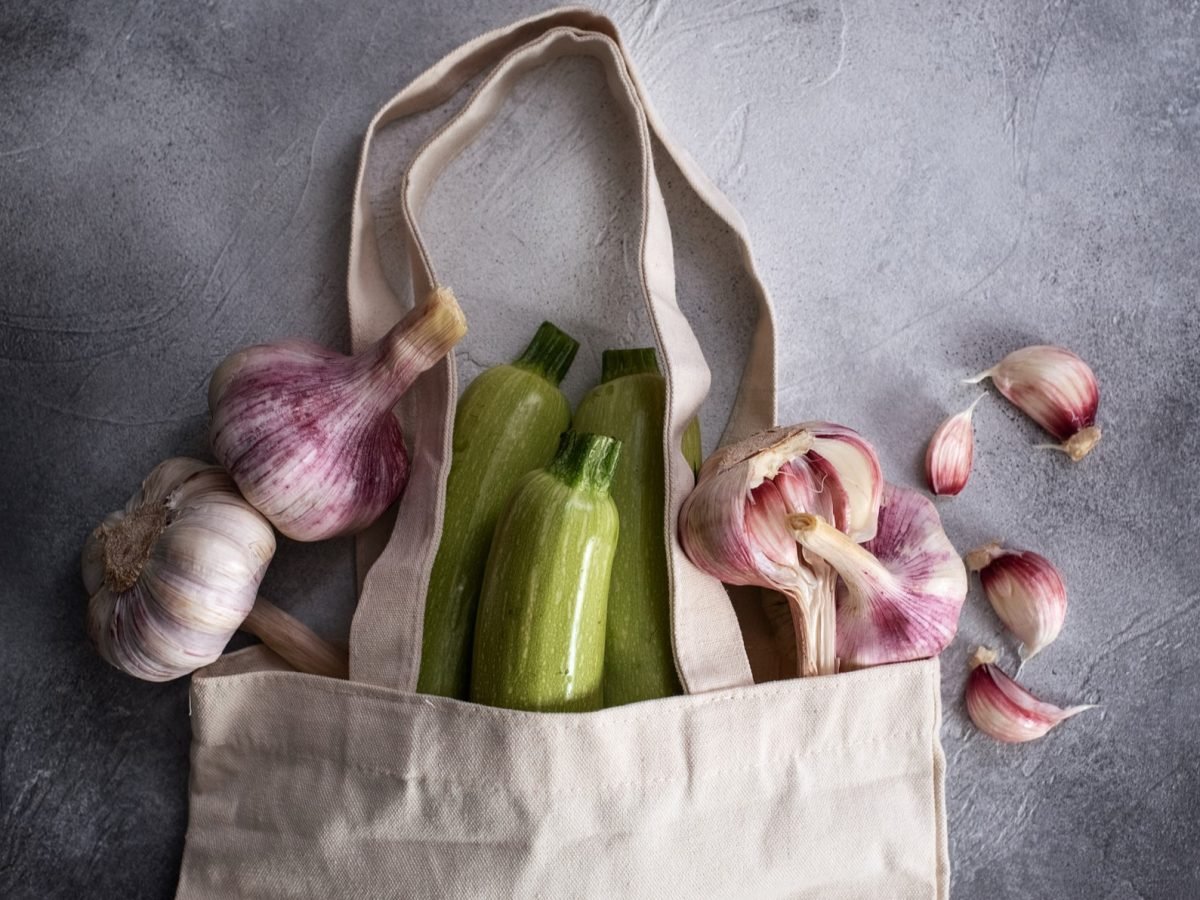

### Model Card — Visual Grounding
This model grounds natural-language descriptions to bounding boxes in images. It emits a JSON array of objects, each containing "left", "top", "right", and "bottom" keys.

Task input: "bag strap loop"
[{"left": 346, "top": 7, "right": 777, "bottom": 695}]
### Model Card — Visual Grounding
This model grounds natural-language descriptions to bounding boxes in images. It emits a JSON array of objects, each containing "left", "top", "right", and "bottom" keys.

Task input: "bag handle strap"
[{"left": 346, "top": 8, "right": 778, "bottom": 695}]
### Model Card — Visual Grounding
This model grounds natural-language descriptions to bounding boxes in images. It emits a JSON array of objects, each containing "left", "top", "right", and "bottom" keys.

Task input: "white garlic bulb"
[{"left": 83, "top": 457, "right": 346, "bottom": 681}]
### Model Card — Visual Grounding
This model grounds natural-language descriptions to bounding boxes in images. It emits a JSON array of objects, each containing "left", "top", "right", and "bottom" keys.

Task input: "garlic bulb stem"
[
  {"left": 790, "top": 513, "right": 894, "bottom": 600},
  {"left": 243, "top": 598, "right": 348, "bottom": 679},
  {"left": 779, "top": 574, "right": 838, "bottom": 678},
  {"left": 362, "top": 287, "right": 469, "bottom": 408},
  {"left": 790, "top": 515, "right": 891, "bottom": 674},
  {"left": 809, "top": 572, "right": 838, "bottom": 676}
]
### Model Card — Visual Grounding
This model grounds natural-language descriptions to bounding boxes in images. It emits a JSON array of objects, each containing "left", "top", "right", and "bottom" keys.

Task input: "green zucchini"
[
  {"left": 572, "top": 348, "right": 701, "bottom": 706},
  {"left": 417, "top": 322, "right": 578, "bottom": 698},
  {"left": 470, "top": 431, "right": 621, "bottom": 712}
]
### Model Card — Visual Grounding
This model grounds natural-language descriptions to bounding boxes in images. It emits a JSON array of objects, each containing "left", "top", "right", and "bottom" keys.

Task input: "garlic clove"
[
  {"left": 681, "top": 427, "right": 812, "bottom": 592},
  {"left": 210, "top": 286, "right": 467, "bottom": 541},
  {"left": 788, "top": 483, "right": 966, "bottom": 669},
  {"left": 745, "top": 478, "right": 806, "bottom": 582},
  {"left": 84, "top": 457, "right": 347, "bottom": 681},
  {"left": 679, "top": 423, "right": 884, "bottom": 677},
  {"left": 965, "top": 344, "right": 1100, "bottom": 461},
  {"left": 966, "top": 647, "right": 1095, "bottom": 743},
  {"left": 924, "top": 396, "right": 983, "bottom": 496},
  {"left": 966, "top": 542, "right": 1067, "bottom": 665},
  {"left": 804, "top": 422, "right": 884, "bottom": 541},
  {"left": 774, "top": 455, "right": 849, "bottom": 535}
]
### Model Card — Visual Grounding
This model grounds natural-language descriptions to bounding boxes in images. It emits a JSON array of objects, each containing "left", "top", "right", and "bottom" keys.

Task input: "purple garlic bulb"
[
  {"left": 678, "top": 423, "right": 884, "bottom": 677},
  {"left": 791, "top": 483, "right": 966, "bottom": 670},
  {"left": 209, "top": 287, "right": 466, "bottom": 541}
]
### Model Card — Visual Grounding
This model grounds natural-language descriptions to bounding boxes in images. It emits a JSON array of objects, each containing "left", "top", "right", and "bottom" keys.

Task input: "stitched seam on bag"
[
  {"left": 197, "top": 664, "right": 933, "bottom": 730},
  {"left": 196, "top": 730, "right": 928, "bottom": 796},
  {"left": 928, "top": 661, "right": 949, "bottom": 898}
]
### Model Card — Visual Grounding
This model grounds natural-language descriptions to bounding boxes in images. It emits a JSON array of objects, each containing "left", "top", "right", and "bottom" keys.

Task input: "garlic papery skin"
[
  {"left": 789, "top": 483, "right": 967, "bottom": 669},
  {"left": 209, "top": 286, "right": 467, "bottom": 541},
  {"left": 924, "top": 396, "right": 983, "bottom": 496},
  {"left": 966, "top": 647, "right": 1095, "bottom": 743},
  {"left": 965, "top": 344, "right": 1100, "bottom": 461},
  {"left": 83, "top": 458, "right": 347, "bottom": 681},
  {"left": 966, "top": 542, "right": 1067, "bottom": 665},
  {"left": 679, "top": 423, "right": 884, "bottom": 677}
]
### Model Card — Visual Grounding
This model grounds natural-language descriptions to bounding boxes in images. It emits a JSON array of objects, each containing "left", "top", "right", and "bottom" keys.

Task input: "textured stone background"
[{"left": 2, "top": 1, "right": 1198, "bottom": 897}]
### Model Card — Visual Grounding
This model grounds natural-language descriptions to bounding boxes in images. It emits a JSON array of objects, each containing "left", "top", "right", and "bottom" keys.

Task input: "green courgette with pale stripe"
[
  {"left": 470, "top": 431, "right": 621, "bottom": 712},
  {"left": 572, "top": 348, "right": 702, "bottom": 706},
  {"left": 417, "top": 322, "right": 578, "bottom": 699}
]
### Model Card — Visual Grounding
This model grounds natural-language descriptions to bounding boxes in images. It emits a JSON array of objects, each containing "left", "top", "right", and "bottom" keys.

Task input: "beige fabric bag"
[{"left": 176, "top": 8, "right": 949, "bottom": 898}]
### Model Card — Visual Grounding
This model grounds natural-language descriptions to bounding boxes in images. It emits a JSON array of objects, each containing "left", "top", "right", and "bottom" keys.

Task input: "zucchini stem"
[
  {"left": 513, "top": 321, "right": 580, "bottom": 386},
  {"left": 601, "top": 347, "right": 660, "bottom": 382},
  {"left": 547, "top": 431, "right": 622, "bottom": 493}
]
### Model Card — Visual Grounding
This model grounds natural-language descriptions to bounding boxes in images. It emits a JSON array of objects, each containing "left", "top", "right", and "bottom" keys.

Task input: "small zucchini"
[
  {"left": 572, "top": 348, "right": 701, "bottom": 706},
  {"left": 417, "top": 322, "right": 578, "bottom": 699},
  {"left": 470, "top": 431, "right": 621, "bottom": 712}
]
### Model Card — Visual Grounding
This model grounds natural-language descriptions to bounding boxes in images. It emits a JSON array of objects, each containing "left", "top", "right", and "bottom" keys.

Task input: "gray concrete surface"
[{"left": 2, "top": 0, "right": 1197, "bottom": 897}]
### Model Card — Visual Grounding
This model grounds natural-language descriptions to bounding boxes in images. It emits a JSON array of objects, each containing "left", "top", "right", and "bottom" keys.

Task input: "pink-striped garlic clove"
[
  {"left": 966, "top": 647, "right": 1095, "bottom": 743},
  {"left": 789, "top": 483, "right": 967, "bottom": 670},
  {"left": 966, "top": 542, "right": 1067, "bottom": 665},
  {"left": 679, "top": 423, "right": 884, "bottom": 677},
  {"left": 924, "top": 396, "right": 983, "bottom": 496},
  {"left": 209, "top": 286, "right": 467, "bottom": 541},
  {"left": 965, "top": 344, "right": 1100, "bottom": 461},
  {"left": 801, "top": 422, "right": 884, "bottom": 541}
]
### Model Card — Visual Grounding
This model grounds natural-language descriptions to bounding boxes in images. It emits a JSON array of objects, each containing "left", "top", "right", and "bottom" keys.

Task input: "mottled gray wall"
[{"left": 2, "top": 1, "right": 1197, "bottom": 897}]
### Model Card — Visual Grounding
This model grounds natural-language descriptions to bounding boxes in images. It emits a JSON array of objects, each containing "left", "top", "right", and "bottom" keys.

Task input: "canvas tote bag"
[{"left": 177, "top": 8, "right": 949, "bottom": 898}]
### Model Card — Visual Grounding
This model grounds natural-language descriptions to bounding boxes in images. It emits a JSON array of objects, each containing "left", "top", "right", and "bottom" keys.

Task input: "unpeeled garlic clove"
[
  {"left": 84, "top": 457, "right": 347, "bottom": 681},
  {"left": 210, "top": 286, "right": 467, "bottom": 541},
  {"left": 924, "top": 396, "right": 983, "bottom": 496},
  {"left": 965, "top": 344, "right": 1100, "bottom": 460},
  {"left": 800, "top": 422, "right": 884, "bottom": 541},
  {"left": 966, "top": 542, "right": 1067, "bottom": 665},
  {"left": 789, "top": 483, "right": 966, "bottom": 669},
  {"left": 679, "top": 423, "right": 884, "bottom": 677},
  {"left": 966, "top": 647, "right": 1094, "bottom": 743}
]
